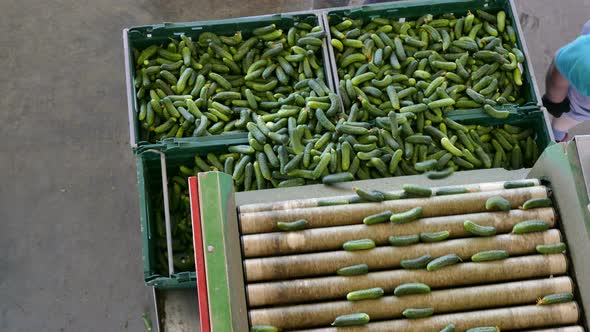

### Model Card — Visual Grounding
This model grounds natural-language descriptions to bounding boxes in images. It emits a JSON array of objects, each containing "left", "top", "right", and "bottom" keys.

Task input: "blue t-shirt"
[{"left": 554, "top": 20, "right": 590, "bottom": 120}]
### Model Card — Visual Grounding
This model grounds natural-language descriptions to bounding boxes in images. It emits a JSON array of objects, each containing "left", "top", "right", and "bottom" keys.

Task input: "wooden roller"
[
  {"left": 244, "top": 229, "right": 561, "bottom": 282},
  {"left": 238, "top": 180, "right": 540, "bottom": 213},
  {"left": 242, "top": 208, "right": 555, "bottom": 257},
  {"left": 239, "top": 186, "right": 548, "bottom": 234},
  {"left": 249, "top": 277, "right": 573, "bottom": 329},
  {"left": 523, "top": 327, "right": 585, "bottom": 332},
  {"left": 291, "top": 302, "right": 580, "bottom": 332},
  {"left": 526, "top": 325, "right": 584, "bottom": 332},
  {"left": 247, "top": 254, "right": 567, "bottom": 307}
]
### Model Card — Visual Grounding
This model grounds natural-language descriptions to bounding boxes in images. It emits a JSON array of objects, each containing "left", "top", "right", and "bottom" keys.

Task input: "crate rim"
[
  {"left": 124, "top": 8, "right": 332, "bottom": 33},
  {"left": 321, "top": 0, "right": 546, "bottom": 125},
  {"left": 124, "top": 9, "right": 334, "bottom": 150}
]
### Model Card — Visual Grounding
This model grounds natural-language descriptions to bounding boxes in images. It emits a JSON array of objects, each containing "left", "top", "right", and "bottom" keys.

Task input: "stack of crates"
[{"left": 123, "top": 0, "right": 552, "bottom": 289}]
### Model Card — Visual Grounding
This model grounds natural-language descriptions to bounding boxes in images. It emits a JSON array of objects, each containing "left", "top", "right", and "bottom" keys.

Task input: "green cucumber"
[
  {"left": 485, "top": 195, "right": 511, "bottom": 211},
  {"left": 436, "top": 186, "right": 469, "bottom": 195},
  {"left": 420, "top": 231, "right": 450, "bottom": 243},
  {"left": 403, "top": 184, "right": 433, "bottom": 197},
  {"left": 364, "top": 210, "right": 393, "bottom": 225},
  {"left": 536, "top": 242, "right": 566, "bottom": 254},
  {"left": 277, "top": 178, "right": 306, "bottom": 188},
  {"left": 537, "top": 292, "right": 574, "bottom": 305},
  {"left": 464, "top": 220, "right": 496, "bottom": 237},
  {"left": 322, "top": 172, "right": 354, "bottom": 184},
  {"left": 441, "top": 137, "right": 463, "bottom": 156},
  {"left": 521, "top": 197, "right": 552, "bottom": 210},
  {"left": 403, "top": 308, "right": 434, "bottom": 319},
  {"left": 401, "top": 254, "right": 433, "bottom": 269},
  {"left": 318, "top": 198, "right": 350, "bottom": 207},
  {"left": 471, "top": 249, "right": 509, "bottom": 262},
  {"left": 276, "top": 219, "right": 309, "bottom": 231},
  {"left": 504, "top": 180, "right": 536, "bottom": 189},
  {"left": 406, "top": 134, "right": 434, "bottom": 145},
  {"left": 390, "top": 207, "right": 423, "bottom": 223},
  {"left": 415, "top": 159, "right": 438, "bottom": 172},
  {"left": 389, "top": 234, "right": 420, "bottom": 246},
  {"left": 394, "top": 282, "right": 431, "bottom": 296},
  {"left": 400, "top": 103, "right": 429, "bottom": 114},
  {"left": 354, "top": 187, "right": 385, "bottom": 202},
  {"left": 427, "top": 254, "right": 462, "bottom": 271},
  {"left": 343, "top": 239, "right": 376, "bottom": 251},
  {"left": 347, "top": 287, "right": 385, "bottom": 301},
  {"left": 426, "top": 167, "right": 455, "bottom": 179},
  {"left": 512, "top": 219, "right": 550, "bottom": 234},
  {"left": 229, "top": 145, "right": 256, "bottom": 155},
  {"left": 331, "top": 313, "right": 370, "bottom": 326},
  {"left": 483, "top": 104, "right": 509, "bottom": 119},
  {"left": 337, "top": 264, "right": 369, "bottom": 276}
]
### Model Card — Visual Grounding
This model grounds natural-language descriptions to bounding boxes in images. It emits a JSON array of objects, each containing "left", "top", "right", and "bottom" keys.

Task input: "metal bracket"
[
  {"left": 147, "top": 149, "right": 174, "bottom": 277},
  {"left": 123, "top": 28, "right": 138, "bottom": 149}
]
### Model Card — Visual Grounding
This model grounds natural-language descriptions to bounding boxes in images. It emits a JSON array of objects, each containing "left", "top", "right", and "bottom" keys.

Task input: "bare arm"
[{"left": 545, "top": 58, "right": 570, "bottom": 103}]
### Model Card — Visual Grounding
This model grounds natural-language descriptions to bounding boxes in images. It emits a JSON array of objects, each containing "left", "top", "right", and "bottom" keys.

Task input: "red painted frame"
[{"left": 188, "top": 176, "right": 211, "bottom": 332}]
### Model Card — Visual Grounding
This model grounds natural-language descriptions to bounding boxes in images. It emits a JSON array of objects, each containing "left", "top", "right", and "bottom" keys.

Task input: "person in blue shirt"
[{"left": 543, "top": 20, "right": 590, "bottom": 141}]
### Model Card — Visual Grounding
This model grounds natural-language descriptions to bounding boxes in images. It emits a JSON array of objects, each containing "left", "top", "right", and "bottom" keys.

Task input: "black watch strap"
[{"left": 542, "top": 95, "right": 570, "bottom": 118}]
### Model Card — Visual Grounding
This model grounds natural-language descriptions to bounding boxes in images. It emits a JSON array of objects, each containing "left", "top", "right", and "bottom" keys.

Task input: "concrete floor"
[{"left": 0, "top": 0, "right": 588, "bottom": 331}]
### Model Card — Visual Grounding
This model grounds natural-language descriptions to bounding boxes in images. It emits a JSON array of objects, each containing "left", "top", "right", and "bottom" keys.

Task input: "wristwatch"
[{"left": 542, "top": 95, "right": 570, "bottom": 118}]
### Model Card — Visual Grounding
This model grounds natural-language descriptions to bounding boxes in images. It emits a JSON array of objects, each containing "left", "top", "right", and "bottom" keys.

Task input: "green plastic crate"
[
  {"left": 447, "top": 107, "right": 553, "bottom": 153},
  {"left": 323, "top": 0, "right": 543, "bottom": 112},
  {"left": 136, "top": 111, "right": 550, "bottom": 289},
  {"left": 124, "top": 11, "right": 333, "bottom": 150},
  {"left": 137, "top": 135, "right": 247, "bottom": 289}
]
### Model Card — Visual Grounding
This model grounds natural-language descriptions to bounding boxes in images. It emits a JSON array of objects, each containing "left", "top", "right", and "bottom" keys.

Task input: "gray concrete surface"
[
  {"left": 0, "top": 1, "right": 309, "bottom": 331},
  {"left": 0, "top": 0, "right": 588, "bottom": 331}
]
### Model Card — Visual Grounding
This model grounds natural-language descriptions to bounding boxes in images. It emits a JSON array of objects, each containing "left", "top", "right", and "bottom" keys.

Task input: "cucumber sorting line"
[
  {"left": 123, "top": 1, "right": 590, "bottom": 331},
  {"left": 190, "top": 174, "right": 585, "bottom": 331}
]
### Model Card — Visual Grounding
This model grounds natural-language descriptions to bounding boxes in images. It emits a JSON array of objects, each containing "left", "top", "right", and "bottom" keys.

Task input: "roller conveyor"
[{"left": 152, "top": 138, "right": 590, "bottom": 332}]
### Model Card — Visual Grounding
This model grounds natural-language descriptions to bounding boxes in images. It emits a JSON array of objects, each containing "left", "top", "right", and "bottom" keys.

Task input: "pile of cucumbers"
[
  {"left": 331, "top": 9, "right": 527, "bottom": 113},
  {"left": 136, "top": 10, "right": 542, "bottom": 274},
  {"left": 133, "top": 20, "right": 330, "bottom": 142},
  {"left": 173, "top": 120, "right": 538, "bottom": 194}
]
